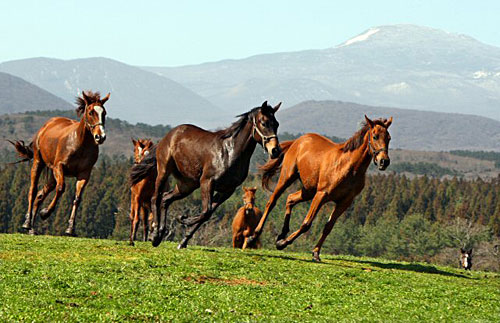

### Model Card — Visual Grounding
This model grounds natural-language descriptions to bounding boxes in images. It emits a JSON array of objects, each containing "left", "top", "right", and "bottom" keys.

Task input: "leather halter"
[
  {"left": 84, "top": 105, "right": 104, "bottom": 130},
  {"left": 252, "top": 117, "right": 277, "bottom": 148},
  {"left": 368, "top": 130, "right": 388, "bottom": 162}
]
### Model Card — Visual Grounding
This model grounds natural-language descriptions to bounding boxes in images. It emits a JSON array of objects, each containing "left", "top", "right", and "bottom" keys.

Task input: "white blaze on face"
[
  {"left": 138, "top": 146, "right": 143, "bottom": 156},
  {"left": 93, "top": 106, "right": 105, "bottom": 136}
]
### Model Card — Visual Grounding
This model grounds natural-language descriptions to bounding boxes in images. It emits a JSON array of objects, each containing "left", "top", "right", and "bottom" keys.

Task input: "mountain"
[
  {"left": 143, "top": 24, "right": 500, "bottom": 120},
  {"left": 0, "top": 72, "right": 72, "bottom": 114},
  {"left": 0, "top": 57, "right": 230, "bottom": 128},
  {"left": 278, "top": 100, "right": 500, "bottom": 152}
]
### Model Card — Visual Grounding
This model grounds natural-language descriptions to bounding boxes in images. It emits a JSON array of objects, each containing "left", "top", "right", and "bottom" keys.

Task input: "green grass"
[{"left": 0, "top": 234, "right": 499, "bottom": 322}]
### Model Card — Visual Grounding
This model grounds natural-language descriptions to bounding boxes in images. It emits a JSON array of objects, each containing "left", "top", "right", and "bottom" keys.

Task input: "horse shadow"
[{"left": 227, "top": 249, "right": 472, "bottom": 279}]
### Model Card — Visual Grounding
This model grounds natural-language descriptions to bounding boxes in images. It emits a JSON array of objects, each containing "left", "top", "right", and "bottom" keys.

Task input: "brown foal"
[{"left": 232, "top": 187, "right": 262, "bottom": 249}]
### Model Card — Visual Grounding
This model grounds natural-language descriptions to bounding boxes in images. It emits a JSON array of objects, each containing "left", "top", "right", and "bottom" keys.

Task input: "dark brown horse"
[
  {"left": 232, "top": 187, "right": 262, "bottom": 249},
  {"left": 130, "top": 101, "right": 282, "bottom": 248},
  {"left": 10, "top": 91, "right": 109, "bottom": 235},
  {"left": 246, "top": 116, "right": 393, "bottom": 261},
  {"left": 129, "top": 138, "right": 155, "bottom": 245}
]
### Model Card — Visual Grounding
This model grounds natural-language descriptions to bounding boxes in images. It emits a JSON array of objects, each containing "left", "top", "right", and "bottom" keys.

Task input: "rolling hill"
[
  {"left": 0, "top": 72, "right": 72, "bottom": 113},
  {"left": 144, "top": 24, "right": 500, "bottom": 120},
  {"left": 278, "top": 100, "right": 500, "bottom": 152},
  {"left": 1, "top": 234, "right": 499, "bottom": 321},
  {"left": 0, "top": 57, "right": 229, "bottom": 128}
]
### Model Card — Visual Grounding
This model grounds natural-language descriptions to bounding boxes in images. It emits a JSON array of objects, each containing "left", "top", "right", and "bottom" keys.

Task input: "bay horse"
[
  {"left": 10, "top": 91, "right": 110, "bottom": 235},
  {"left": 130, "top": 101, "right": 282, "bottom": 248},
  {"left": 232, "top": 187, "right": 262, "bottom": 249},
  {"left": 460, "top": 248, "right": 473, "bottom": 270},
  {"left": 246, "top": 115, "right": 393, "bottom": 262},
  {"left": 129, "top": 138, "right": 155, "bottom": 245}
]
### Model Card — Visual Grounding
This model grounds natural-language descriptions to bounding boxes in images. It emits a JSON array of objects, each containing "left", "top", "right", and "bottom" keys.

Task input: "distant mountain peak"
[{"left": 337, "top": 27, "right": 380, "bottom": 48}]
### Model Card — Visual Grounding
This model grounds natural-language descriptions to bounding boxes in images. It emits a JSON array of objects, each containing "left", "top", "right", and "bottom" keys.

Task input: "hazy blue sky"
[{"left": 1, "top": 0, "right": 498, "bottom": 66}]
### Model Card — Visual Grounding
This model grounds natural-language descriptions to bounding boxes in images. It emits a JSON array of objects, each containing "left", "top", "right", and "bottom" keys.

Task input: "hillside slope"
[
  {"left": 0, "top": 72, "right": 72, "bottom": 113},
  {"left": 145, "top": 24, "right": 500, "bottom": 120},
  {"left": 0, "top": 57, "right": 229, "bottom": 128},
  {"left": 1, "top": 234, "right": 498, "bottom": 322},
  {"left": 279, "top": 100, "right": 500, "bottom": 152}
]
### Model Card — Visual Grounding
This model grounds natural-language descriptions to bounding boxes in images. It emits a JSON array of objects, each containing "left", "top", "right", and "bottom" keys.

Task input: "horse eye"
[{"left": 373, "top": 134, "right": 379, "bottom": 140}]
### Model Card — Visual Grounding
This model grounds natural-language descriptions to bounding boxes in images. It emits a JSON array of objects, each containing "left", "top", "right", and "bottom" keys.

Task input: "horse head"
[
  {"left": 365, "top": 115, "right": 392, "bottom": 170},
  {"left": 132, "top": 138, "right": 154, "bottom": 164},
  {"left": 252, "top": 101, "right": 282, "bottom": 159}
]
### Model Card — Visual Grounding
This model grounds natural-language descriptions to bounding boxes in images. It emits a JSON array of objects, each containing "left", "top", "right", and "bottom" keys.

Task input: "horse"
[
  {"left": 130, "top": 101, "right": 282, "bottom": 248},
  {"left": 460, "top": 248, "right": 473, "bottom": 270},
  {"left": 9, "top": 91, "right": 110, "bottom": 235},
  {"left": 129, "top": 138, "right": 156, "bottom": 245},
  {"left": 232, "top": 187, "right": 262, "bottom": 249},
  {"left": 246, "top": 115, "right": 393, "bottom": 262}
]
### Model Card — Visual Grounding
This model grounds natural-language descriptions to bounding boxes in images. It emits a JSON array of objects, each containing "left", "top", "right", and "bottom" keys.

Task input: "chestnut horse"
[
  {"left": 246, "top": 116, "right": 393, "bottom": 261},
  {"left": 129, "top": 138, "right": 155, "bottom": 245},
  {"left": 232, "top": 187, "right": 262, "bottom": 249},
  {"left": 10, "top": 91, "right": 110, "bottom": 235},
  {"left": 130, "top": 101, "right": 282, "bottom": 248}
]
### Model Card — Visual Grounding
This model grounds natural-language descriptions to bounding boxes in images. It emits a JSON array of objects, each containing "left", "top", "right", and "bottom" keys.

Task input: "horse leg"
[
  {"left": 312, "top": 198, "right": 353, "bottom": 262},
  {"left": 141, "top": 206, "right": 150, "bottom": 242},
  {"left": 177, "top": 187, "right": 233, "bottom": 249},
  {"left": 65, "top": 174, "right": 89, "bottom": 236},
  {"left": 129, "top": 192, "right": 140, "bottom": 246},
  {"left": 151, "top": 166, "right": 169, "bottom": 247},
  {"left": 32, "top": 170, "right": 55, "bottom": 221},
  {"left": 245, "top": 171, "right": 298, "bottom": 248},
  {"left": 276, "top": 191, "right": 327, "bottom": 250},
  {"left": 277, "top": 189, "right": 313, "bottom": 242},
  {"left": 22, "top": 159, "right": 44, "bottom": 233},
  {"left": 39, "top": 164, "right": 65, "bottom": 220}
]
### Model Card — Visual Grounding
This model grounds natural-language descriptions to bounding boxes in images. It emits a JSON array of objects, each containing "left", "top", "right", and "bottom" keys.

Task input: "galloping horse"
[
  {"left": 130, "top": 101, "right": 282, "bottom": 248},
  {"left": 232, "top": 187, "right": 262, "bottom": 249},
  {"left": 246, "top": 116, "right": 393, "bottom": 261},
  {"left": 10, "top": 91, "right": 109, "bottom": 235},
  {"left": 129, "top": 138, "right": 155, "bottom": 245}
]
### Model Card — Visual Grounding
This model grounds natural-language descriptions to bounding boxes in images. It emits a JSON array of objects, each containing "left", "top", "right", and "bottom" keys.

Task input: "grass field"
[{"left": 1, "top": 234, "right": 499, "bottom": 322}]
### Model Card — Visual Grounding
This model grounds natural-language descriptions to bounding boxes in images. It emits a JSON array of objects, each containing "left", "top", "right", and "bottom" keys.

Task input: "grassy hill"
[{"left": 1, "top": 234, "right": 499, "bottom": 322}]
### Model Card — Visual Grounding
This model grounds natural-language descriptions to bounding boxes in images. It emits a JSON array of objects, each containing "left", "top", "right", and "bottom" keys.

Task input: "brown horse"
[
  {"left": 130, "top": 101, "right": 282, "bottom": 248},
  {"left": 246, "top": 115, "right": 392, "bottom": 261},
  {"left": 10, "top": 91, "right": 110, "bottom": 235},
  {"left": 129, "top": 138, "right": 155, "bottom": 245},
  {"left": 232, "top": 187, "right": 262, "bottom": 249}
]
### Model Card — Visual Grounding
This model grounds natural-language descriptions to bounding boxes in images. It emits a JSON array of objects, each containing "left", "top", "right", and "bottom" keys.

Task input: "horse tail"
[
  {"left": 129, "top": 145, "right": 157, "bottom": 185},
  {"left": 260, "top": 140, "right": 295, "bottom": 192},
  {"left": 8, "top": 140, "right": 34, "bottom": 164}
]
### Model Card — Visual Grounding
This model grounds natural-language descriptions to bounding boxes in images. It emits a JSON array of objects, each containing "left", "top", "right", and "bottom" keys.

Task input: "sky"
[{"left": 1, "top": 0, "right": 499, "bottom": 67}]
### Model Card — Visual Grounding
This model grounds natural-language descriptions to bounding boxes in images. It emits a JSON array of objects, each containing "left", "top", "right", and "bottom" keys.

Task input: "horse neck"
[
  {"left": 224, "top": 120, "right": 257, "bottom": 166},
  {"left": 77, "top": 117, "right": 96, "bottom": 147},
  {"left": 343, "top": 131, "right": 373, "bottom": 175}
]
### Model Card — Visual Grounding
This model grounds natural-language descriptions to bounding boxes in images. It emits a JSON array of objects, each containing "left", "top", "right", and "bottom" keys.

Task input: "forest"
[{"left": 0, "top": 152, "right": 498, "bottom": 271}]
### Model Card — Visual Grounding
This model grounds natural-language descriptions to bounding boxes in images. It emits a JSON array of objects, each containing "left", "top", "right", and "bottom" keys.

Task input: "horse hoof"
[
  {"left": 28, "top": 229, "right": 37, "bottom": 236},
  {"left": 39, "top": 208, "right": 51, "bottom": 220},
  {"left": 129, "top": 241, "right": 135, "bottom": 246},
  {"left": 64, "top": 228, "right": 75, "bottom": 236},
  {"left": 22, "top": 216, "right": 31, "bottom": 230},
  {"left": 312, "top": 251, "right": 321, "bottom": 262},
  {"left": 276, "top": 239, "right": 288, "bottom": 250}
]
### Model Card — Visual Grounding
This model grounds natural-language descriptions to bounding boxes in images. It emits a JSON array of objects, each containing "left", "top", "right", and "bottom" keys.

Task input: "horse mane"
[
  {"left": 216, "top": 105, "right": 275, "bottom": 139},
  {"left": 75, "top": 91, "right": 102, "bottom": 117},
  {"left": 342, "top": 118, "right": 388, "bottom": 152}
]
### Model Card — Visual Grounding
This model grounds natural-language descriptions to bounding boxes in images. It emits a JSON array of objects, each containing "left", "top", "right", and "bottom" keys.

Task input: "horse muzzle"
[
  {"left": 377, "top": 158, "right": 390, "bottom": 171},
  {"left": 94, "top": 133, "right": 106, "bottom": 145}
]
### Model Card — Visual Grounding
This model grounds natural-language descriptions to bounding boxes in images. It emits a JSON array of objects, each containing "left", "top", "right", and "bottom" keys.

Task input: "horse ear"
[
  {"left": 365, "top": 115, "right": 375, "bottom": 128},
  {"left": 100, "top": 92, "right": 110, "bottom": 105},
  {"left": 81, "top": 91, "right": 90, "bottom": 106},
  {"left": 261, "top": 101, "right": 268, "bottom": 108},
  {"left": 242, "top": 186, "right": 248, "bottom": 192},
  {"left": 131, "top": 137, "right": 137, "bottom": 146},
  {"left": 468, "top": 248, "right": 473, "bottom": 255},
  {"left": 385, "top": 117, "right": 393, "bottom": 128},
  {"left": 273, "top": 102, "right": 282, "bottom": 113},
  {"left": 460, "top": 248, "right": 465, "bottom": 253}
]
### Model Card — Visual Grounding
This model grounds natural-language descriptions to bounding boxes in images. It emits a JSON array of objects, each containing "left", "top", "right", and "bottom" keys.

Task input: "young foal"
[
  {"left": 460, "top": 248, "right": 473, "bottom": 270},
  {"left": 129, "top": 138, "right": 155, "bottom": 245},
  {"left": 232, "top": 187, "right": 262, "bottom": 249},
  {"left": 247, "top": 116, "right": 393, "bottom": 261},
  {"left": 10, "top": 91, "right": 109, "bottom": 235}
]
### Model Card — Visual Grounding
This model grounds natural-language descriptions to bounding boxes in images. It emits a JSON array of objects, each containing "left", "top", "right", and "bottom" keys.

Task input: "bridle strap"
[
  {"left": 252, "top": 117, "right": 277, "bottom": 147},
  {"left": 368, "top": 131, "right": 387, "bottom": 160},
  {"left": 83, "top": 106, "right": 104, "bottom": 130}
]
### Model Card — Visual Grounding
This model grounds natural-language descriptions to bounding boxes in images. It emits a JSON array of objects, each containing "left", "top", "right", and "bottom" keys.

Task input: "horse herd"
[{"left": 11, "top": 90, "right": 395, "bottom": 262}]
